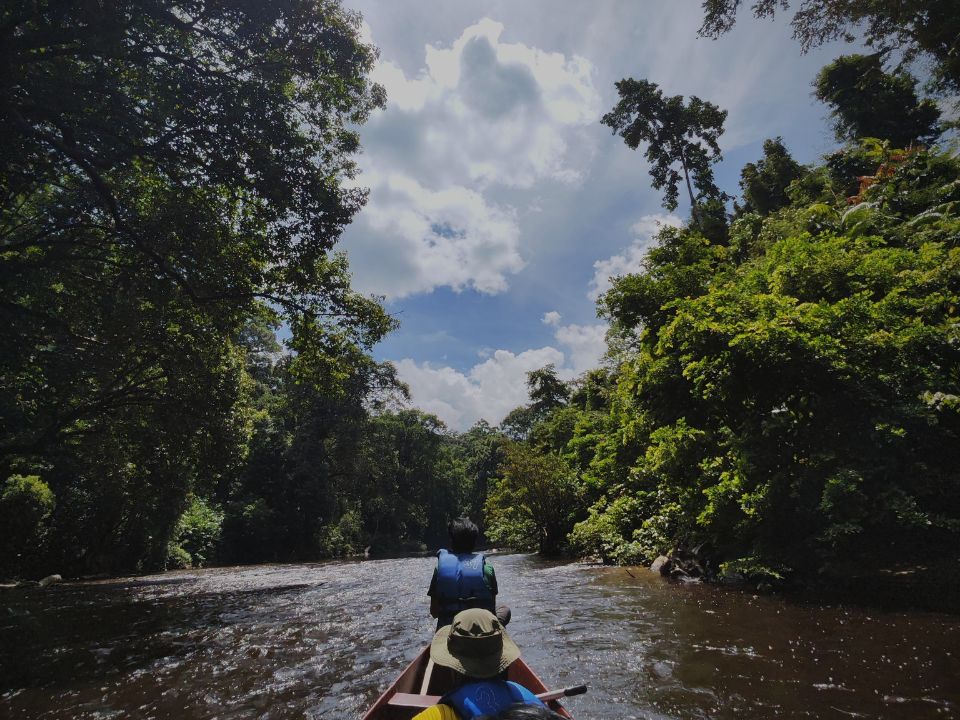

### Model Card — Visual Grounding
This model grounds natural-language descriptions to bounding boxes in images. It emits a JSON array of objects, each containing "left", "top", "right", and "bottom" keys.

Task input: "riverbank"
[{"left": 644, "top": 552, "right": 960, "bottom": 615}]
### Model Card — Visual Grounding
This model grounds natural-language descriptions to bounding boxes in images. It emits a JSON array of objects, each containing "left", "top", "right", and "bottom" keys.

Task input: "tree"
[
  {"left": 3, "top": 0, "right": 388, "bottom": 325},
  {"left": 358, "top": 409, "right": 460, "bottom": 550},
  {"left": 220, "top": 341, "right": 411, "bottom": 563},
  {"left": 602, "top": 79, "right": 728, "bottom": 230},
  {"left": 1, "top": 0, "right": 392, "bottom": 575},
  {"left": 738, "top": 137, "right": 807, "bottom": 216},
  {"left": 599, "top": 223, "right": 728, "bottom": 337},
  {"left": 527, "top": 365, "right": 570, "bottom": 415},
  {"left": 497, "top": 366, "right": 572, "bottom": 446},
  {"left": 0, "top": 475, "right": 55, "bottom": 578},
  {"left": 813, "top": 54, "right": 941, "bottom": 146},
  {"left": 485, "top": 443, "right": 580, "bottom": 555},
  {"left": 699, "top": 1, "right": 960, "bottom": 94},
  {"left": 450, "top": 421, "right": 507, "bottom": 526},
  {"left": 167, "top": 495, "right": 224, "bottom": 569},
  {"left": 499, "top": 406, "right": 539, "bottom": 442}
]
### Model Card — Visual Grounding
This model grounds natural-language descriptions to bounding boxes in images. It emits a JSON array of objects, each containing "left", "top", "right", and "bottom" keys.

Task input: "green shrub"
[
  {"left": 165, "top": 543, "right": 193, "bottom": 569},
  {"left": 0, "top": 475, "right": 56, "bottom": 578},
  {"left": 171, "top": 496, "right": 223, "bottom": 568},
  {"left": 569, "top": 504, "right": 626, "bottom": 563},
  {"left": 315, "top": 508, "right": 364, "bottom": 557},
  {"left": 718, "top": 556, "right": 789, "bottom": 585},
  {"left": 485, "top": 516, "right": 540, "bottom": 552}
]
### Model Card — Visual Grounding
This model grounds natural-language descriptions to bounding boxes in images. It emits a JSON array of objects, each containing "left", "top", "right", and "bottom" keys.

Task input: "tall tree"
[
  {"left": 354, "top": 409, "right": 464, "bottom": 552},
  {"left": 814, "top": 54, "right": 941, "bottom": 146},
  {"left": 451, "top": 421, "right": 507, "bottom": 526},
  {"left": 485, "top": 443, "right": 579, "bottom": 555},
  {"left": 602, "top": 79, "right": 727, "bottom": 230},
  {"left": 699, "top": 1, "right": 960, "bottom": 94},
  {"left": 527, "top": 365, "right": 570, "bottom": 415},
  {"left": 738, "top": 137, "right": 807, "bottom": 216}
]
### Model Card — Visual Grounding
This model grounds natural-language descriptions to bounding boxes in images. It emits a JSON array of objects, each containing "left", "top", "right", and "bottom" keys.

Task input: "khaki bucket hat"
[{"left": 430, "top": 608, "right": 521, "bottom": 678}]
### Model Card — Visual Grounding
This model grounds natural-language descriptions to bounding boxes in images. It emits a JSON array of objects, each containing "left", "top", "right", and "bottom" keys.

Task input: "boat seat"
[{"left": 388, "top": 693, "right": 440, "bottom": 709}]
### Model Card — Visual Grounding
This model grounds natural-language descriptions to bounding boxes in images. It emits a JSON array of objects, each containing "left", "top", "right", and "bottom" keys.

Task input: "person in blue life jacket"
[
  {"left": 411, "top": 608, "right": 547, "bottom": 720},
  {"left": 430, "top": 517, "right": 509, "bottom": 629}
]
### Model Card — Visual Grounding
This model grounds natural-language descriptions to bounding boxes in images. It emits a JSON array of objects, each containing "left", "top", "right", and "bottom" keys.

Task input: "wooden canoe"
[{"left": 362, "top": 645, "right": 574, "bottom": 720}]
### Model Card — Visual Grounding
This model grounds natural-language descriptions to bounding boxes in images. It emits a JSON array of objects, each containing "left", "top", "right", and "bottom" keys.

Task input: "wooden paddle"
[
  {"left": 388, "top": 684, "right": 588, "bottom": 709},
  {"left": 536, "top": 684, "right": 588, "bottom": 702}
]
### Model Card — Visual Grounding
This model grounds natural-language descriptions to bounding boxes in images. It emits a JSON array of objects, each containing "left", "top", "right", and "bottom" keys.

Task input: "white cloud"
[
  {"left": 588, "top": 213, "right": 683, "bottom": 300},
  {"left": 542, "top": 311, "right": 562, "bottom": 326},
  {"left": 552, "top": 321, "right": 607, "bottom": 375},
  {"left": 395, "top": 347, "right": 564, "bottom": 430},
  {"left": 347, "top": 173, "right": 525, "bottom": 298},
  {"left": 367, "top": 18, "right": 601, "bottom": 190},
  {"left": 344, "top": 18, "right": 603, "bottom": 300},
  {"left": 395, "top": 316, "right": 608, "bottom": 430}
]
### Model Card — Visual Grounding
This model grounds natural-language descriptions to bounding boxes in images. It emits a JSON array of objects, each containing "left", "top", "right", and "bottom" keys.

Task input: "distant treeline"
[{"left": 2, "top": 1, "right": 958, "bottom": 584}]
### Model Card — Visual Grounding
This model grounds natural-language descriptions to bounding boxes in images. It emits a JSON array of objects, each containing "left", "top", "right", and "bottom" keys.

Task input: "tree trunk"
[{"left": 678, "top": 146, "right": 701, "bottom": 230}]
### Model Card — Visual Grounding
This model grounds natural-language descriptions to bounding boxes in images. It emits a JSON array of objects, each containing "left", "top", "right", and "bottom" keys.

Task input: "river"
[{"left": 1, "top": 554, "right": 957, "bottom": 719}]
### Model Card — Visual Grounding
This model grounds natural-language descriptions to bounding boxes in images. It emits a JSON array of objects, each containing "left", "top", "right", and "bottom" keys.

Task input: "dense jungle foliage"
[
  {"left": 572, "top": 142, "right": 960, "bottom": 579},
  {"left": 0, "top": 0, "right": 483, "bottom": 577},
  {"left": 2, "top": 0, "right": 958, "bottom": 587}
]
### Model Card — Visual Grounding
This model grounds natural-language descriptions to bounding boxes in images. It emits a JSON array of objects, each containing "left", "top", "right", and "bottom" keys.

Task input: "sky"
[{"left": 337, "top": 1, "right": 856, "bottom": 431}]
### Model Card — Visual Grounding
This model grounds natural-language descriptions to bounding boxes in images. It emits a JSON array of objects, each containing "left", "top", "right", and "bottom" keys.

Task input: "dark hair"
[
  {"left": 477, "top": 703, "right": 567, "bottom": 720},
  {"left": 448, "top": 517, "right": 479, "bottom": 553}
]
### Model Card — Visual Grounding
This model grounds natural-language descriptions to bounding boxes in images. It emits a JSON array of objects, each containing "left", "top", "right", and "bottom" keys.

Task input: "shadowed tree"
[
  {"left": 527, "top": 364, "right": 570, "bottom": 415},
  {"left": 499, "top": 406, "right": 539, "bottom": 442},
  {"left": 0, "top": 0, "right": 393, "bottom": 575},
  {"left": 602, "top": 79, "right": 727, "bottom": 231},
  {"left": 814, "top": 54, "right": 941, "bottom": 146},
  {"left": 699, "top": 1, "right": 960, "bottom": 94},
  {"left": 452, "top": 421, "right": 507, "bottom": 526},
  {"left": 739, "top": 137, "right": 807, "bottom": 216}
]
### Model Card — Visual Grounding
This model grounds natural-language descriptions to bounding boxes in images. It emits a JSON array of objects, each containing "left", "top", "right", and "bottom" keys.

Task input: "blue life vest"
[
  {"left": 435, "top": 549, "right": 495, "bottom": 626},
  {"left": 442, "top": 680, "right": 544, "bottom": 720}
]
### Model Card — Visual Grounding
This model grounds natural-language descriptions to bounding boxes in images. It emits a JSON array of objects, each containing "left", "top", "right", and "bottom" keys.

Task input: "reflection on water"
[{"left": 1, "top": 555, "right": 958, "bottom": 719}]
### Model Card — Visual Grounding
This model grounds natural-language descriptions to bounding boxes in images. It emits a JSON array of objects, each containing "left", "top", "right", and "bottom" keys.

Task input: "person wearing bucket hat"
[{"left": 412, "top": 609, "right": 546, "bottom": 720}]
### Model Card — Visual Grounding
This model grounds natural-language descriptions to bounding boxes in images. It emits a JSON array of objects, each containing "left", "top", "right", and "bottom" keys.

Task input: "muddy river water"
[{"left": 1, "top": 554, "right": 958, "bottom": 719}]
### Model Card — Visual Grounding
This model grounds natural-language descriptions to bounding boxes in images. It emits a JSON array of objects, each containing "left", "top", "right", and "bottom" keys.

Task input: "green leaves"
[
  {"left": 602, "top": 78, "right": 727, "bottom": 229},
  {"left": 699, "top": 1, "right": 960, "bottom": 95},
  {"left": 485, "top": 442, "right": 580, "bottom": 555},
  {"left": 738, "top": 138, "right": 807, "bottom": 217},
  {"left": 814, "top": 54, "right": 941, "bottom": 146},
  {"left": 577, "top": 145, "right": 960, "bottom": 576},
  {"left": 0, "top": 0, "right": 392, "bottom": 576}
]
